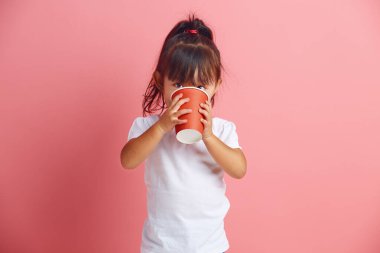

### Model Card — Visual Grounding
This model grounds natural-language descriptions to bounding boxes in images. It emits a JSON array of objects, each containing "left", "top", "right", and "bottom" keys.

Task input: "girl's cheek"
[{"left": 165, "top": 97, "right": 171, "bottom": 106}]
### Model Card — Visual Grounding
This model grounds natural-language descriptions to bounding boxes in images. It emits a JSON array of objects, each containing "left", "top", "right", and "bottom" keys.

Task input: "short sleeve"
[
  {"left": 220, "top": 121, "right": 242, "bottom": 149},
  {"left": 127, "top": 117, "right": 149, "bottom": 141}
]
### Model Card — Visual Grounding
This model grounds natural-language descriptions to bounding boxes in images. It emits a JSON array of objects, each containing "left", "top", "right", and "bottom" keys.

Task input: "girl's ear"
[
  {"left": 153, "top": 71, "right": 162, "bottom": 90},
  {"left": 214, "top": 79, "right": 222, "bottom": 93}
]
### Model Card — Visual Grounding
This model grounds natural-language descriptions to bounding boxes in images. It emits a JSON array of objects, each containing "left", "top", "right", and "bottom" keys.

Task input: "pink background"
[{"left": 1, "top": 0, "right": 380, "bottom": 252}]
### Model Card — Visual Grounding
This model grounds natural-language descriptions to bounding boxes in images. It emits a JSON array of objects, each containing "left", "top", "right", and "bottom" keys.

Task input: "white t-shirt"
[{"left": 127, "top": 114, "right": 242, "bottom": 253}]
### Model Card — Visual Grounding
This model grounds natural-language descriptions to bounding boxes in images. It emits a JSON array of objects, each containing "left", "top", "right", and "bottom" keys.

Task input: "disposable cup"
[{"left": 170, "top": 87, "right": 210, "bottom": 144}]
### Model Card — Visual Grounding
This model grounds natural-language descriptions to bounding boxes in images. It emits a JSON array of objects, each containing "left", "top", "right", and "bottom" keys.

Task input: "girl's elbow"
[
  {"left": 120, "top": 152, "right": 137, "bottom": 170},
  {"left": 121, "top": 161, "right": 135, "bottom": 170},
  {"left": 234, "top": 149, "right": 247, "bottom": 179},
  {"left": 121, "top": 157, "right": 140, "bottom": 170},
  {"left": 121, "top": 159, "right": 132, "bottom": 170},
  {"left": 235, "top": 159, "right": 247, "bottom": 179},
  {"left": 236, "top": 155, "right": 247, "bottom": 178},
  {"left": 235, "top": 166, "right": 247, "bottom": 179}
]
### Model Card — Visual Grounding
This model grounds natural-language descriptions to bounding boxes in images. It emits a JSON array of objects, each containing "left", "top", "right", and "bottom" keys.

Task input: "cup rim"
[{"left": 170, "top": 87, "right": 210, "bottom": 101}]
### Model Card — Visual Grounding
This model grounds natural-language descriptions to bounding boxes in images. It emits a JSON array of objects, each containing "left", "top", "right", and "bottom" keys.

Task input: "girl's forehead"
[
  {"left": 164, "top": 67, "right": 202, "bottom": 84},
  {"left": 165, "top": 75, "right": 200, "bottom": 84}
]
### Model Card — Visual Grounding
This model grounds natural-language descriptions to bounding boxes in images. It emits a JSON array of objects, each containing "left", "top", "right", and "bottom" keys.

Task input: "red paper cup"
[{"left": 170, "top": 87, "right": 210, "bottom": 144}]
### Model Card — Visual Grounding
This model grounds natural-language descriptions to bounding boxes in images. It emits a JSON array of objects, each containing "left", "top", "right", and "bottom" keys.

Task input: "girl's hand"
[
  {"left": 199, "top": 100, "right": 213, "bottom": 140},
  {"left": 156, "top": 93, "right": 192, "bottom": 134}
]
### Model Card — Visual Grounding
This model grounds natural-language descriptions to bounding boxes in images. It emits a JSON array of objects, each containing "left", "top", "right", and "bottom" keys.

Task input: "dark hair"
[{"left": 142, "top": 13, "right": 224, "bottom": 116}]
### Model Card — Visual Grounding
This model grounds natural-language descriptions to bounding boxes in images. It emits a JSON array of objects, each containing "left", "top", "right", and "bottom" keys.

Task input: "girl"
[{"left": 121, "top": 14, "right": 247, "bottom": 253}]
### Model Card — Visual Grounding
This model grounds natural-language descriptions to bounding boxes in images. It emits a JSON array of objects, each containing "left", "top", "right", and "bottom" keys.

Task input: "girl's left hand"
[{"left": 199, "top": 100, "right": 213, "bottom": 140}]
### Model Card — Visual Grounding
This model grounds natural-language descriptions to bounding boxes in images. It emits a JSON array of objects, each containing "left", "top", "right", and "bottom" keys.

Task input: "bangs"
[{"left": 164, "top": 44, "right": 220, "bottom": 86}]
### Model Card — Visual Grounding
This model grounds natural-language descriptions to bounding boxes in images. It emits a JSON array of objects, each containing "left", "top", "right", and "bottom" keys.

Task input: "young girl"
[{"left": 121, "top": 14, "right": 247, "bottom": 253}]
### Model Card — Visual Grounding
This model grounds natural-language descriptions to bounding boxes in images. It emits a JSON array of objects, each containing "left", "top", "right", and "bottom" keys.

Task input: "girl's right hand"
[{"left": 156, "top": 93, "right": 192, "bottom": 134}]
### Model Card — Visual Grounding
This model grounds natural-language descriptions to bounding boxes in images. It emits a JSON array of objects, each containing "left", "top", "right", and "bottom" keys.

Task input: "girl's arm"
[
  {"left": 203, "top": 134, "right": 247, "bottom": 179},
  {"left": 120, "top": 122, "right": 165, "bottom": 169},
  {"left": 120, "top": 93, "right": 191, "bottom": 170},
  {"left": 198, "top": 101, "right": 247, "bottom": 179}
]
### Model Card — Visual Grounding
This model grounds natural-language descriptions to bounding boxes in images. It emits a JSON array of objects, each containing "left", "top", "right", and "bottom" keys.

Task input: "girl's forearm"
[
  {"left": 203, "top": 134, "right": 247, "bottom": 179},
  {"left": 120, "top": 122, "right": 165, "bottom": 169}
]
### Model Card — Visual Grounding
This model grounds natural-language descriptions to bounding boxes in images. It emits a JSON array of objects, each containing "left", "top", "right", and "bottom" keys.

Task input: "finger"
[
  {"left": 207, "top": 101, "right": 213, "bottom": 110},
  {"left": 200, "top": 102, "right": 210, "bottom": 111},
  {"left": 206, "top": 101, "right": 212, "bottom": 109},
  {"left": 199, "top": 108, "right": 209, "bottom": 118},
  {"left": 169, "top": 93, "right": 183, "bottom": 108},
  {"left": 174, "top": 108, "right": 192, "bottom": 117},
  {"left": 172, "top": 97, "right": 190, "bottom": 112},
  {"left": 175, "top": 119, "right": 188, "bottom": 125},
  {"left": 200, "top": 104, "right": 212, "bottom": 120},
  {"left": 200, "top": 118, "right": 207, "bottom": 124}
]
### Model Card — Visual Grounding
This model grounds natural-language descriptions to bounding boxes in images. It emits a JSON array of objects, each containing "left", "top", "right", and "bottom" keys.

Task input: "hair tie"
[{"left": 185, "top": 29, "right": 198, "bottom": 34}]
